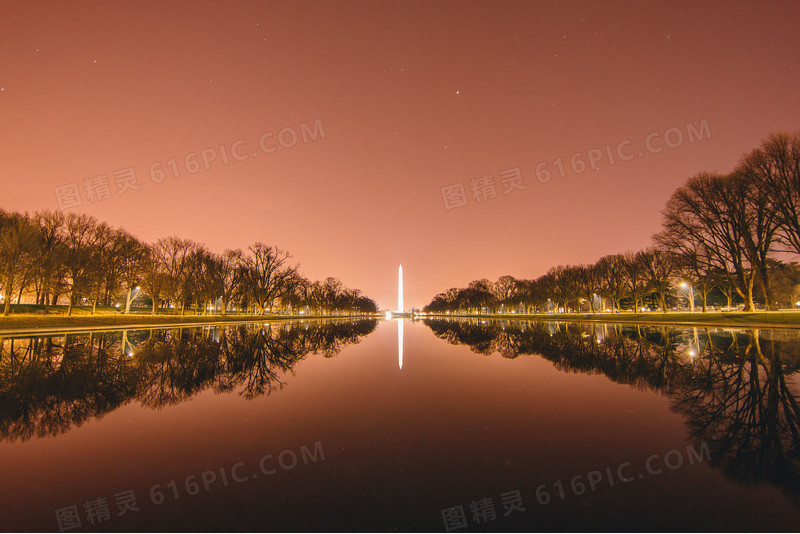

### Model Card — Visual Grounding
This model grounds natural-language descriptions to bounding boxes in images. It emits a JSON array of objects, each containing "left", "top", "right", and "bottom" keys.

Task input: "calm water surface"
[{"left": 1, "top": 318, "right": 799, "bottom": 532}]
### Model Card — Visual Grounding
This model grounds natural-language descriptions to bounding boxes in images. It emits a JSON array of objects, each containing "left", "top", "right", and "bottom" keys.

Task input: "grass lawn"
[
  {"left": 0, "top": 304, "right": 373, "bottom": 334},
  {"left": 444, "top": 310, "right": 800, "bottom": 328}
]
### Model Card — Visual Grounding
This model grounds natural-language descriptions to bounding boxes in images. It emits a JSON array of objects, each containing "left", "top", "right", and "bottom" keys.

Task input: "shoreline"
[
  {"left": 422, "top": 311, "right": 800, "bottom": 330},
  {"left": 0, "top": 312, "right": 379, "bottom": 337},
  {"left": 3, "top": 310, "right": 800, "bottom": 336}
]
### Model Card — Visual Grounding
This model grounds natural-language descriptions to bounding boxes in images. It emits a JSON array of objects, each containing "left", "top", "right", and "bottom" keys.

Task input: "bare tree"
[
  {"left": 656, "top": 215, "right": 721, "bottom": 313},
  {"left": 575, "top": 264, "right": 600, "bottom": 313},
  {"left": 139, "top": 244, "right": 166, "bottom": 315},
  {"left": 0, "top": 210, "right": 39, "bottom": 315},
  {"left": 660, "top": 172, "right": 763, "bottom": 311},
  {"left": 185, "top": 245, "right": 212, "bottom": 314},
  {"left": 84, "top": 222, "right": 118, "bottom": 314},
  {"left": 117, "top": 230, "right": 148, "bottom": 313},
  {"left": 640, "top": 247, "right": 676, "bottom": 312},
  {"left": 739, "top": 131, "right": 800, "bottom": 256},
  {"left": 31, "top": 210, "right": 67, "bottom": 309},
  {"left": 155, "top": 236, "right": 197, "bottom": 314},
  {"left": 81, "top": 223, "right": 135, "bottom": 314},
  {"left": 62, "top": 213, "right": 101, "bottom": 315},
  {"left": 675, "top": 249, "right": 716, "bottom": 312},
  {"left": 240, "top": 243, "right": 297, "bottom": 314},
  {"left": 285, "top": 274, "right": 312, "bottom": 313},
  {"left": 493, "top": 275, "right": 519, "bottom": 311},
  {"left": 736, "top": 170, "right": 782, "bottom": 309},
  {"left": 547, "top": 265, "right": 573, "bottom": 313},
  {"left": 596, "top": 254, "right": 627, "bottom": 313},
  {"left": 206, "top": 249, "right": 243, "bottom": 316}
]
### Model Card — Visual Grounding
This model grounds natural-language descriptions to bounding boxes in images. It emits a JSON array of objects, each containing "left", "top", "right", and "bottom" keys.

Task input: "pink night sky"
[{"left": 2, "top": 1, "right": 799, "bottom": 308}]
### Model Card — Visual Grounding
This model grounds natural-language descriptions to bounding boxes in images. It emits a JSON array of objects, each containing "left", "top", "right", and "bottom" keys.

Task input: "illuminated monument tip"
[
  {"left": 387, "top": 264, "right": 411, "bottom": 320},
  {"left": 398, "top": 264, "right": 403, "bottom": 313}
]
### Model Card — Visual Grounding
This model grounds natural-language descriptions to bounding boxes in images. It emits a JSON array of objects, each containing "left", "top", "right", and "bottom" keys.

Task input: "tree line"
[
  {"left": 425, "top": 131, "right": 800, "bottom": 314},
  {"left": 0, "top": 210, "right": 378, "bottom": 316}
]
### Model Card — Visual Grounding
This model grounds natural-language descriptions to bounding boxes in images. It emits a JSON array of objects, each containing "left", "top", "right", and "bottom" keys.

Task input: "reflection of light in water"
[
  {"left": 122, "top": 331, "right": 135, "bottom": 357},
  {"left": 398, "top": 318, "right": 404, "bottom": 369}
]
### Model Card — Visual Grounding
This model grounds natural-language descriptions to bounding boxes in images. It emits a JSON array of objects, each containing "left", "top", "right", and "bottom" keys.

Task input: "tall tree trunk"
[
  {"left": 744, "top": 274, "right": 756, "bottom": 312},
  {"left": 43, "top": 278, "right": 51, "bottom": 309},
  {"left": 758, "top": 266, "right": 773, "bottom": 311}
]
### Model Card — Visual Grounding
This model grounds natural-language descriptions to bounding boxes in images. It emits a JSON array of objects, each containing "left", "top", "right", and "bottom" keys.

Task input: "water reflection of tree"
[
  {"left": 0, "top": 319, "right": 376, "bottom": 441},
  {"left": 674, "top": 330, "right": 800, "bottom": 505},
  {"left": 424, "top": 318, "right": 800, "bottom": 506},
  {"left": 0, "top": 335, "right": 139, "bottom": 441}
]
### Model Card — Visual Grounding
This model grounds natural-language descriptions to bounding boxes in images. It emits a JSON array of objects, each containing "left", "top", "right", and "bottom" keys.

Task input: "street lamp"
[{"left": 680, "top": 282, "right": 695, "bottom": 312}]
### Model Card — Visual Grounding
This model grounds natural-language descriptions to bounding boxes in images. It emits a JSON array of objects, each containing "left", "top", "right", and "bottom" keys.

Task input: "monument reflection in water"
[{"left": 385, "top": 264, "right": 409, "bottom": 369}]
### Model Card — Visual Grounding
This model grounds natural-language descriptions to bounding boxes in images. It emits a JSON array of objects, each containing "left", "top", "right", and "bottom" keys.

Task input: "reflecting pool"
[{"left": 1, "top": 318, "right": 799, "bottom": 531}]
